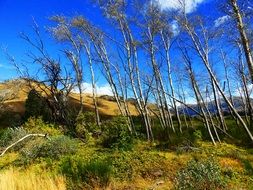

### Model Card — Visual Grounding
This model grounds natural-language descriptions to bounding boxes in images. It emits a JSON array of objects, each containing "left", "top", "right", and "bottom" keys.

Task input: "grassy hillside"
[
  {"left": 0, "top": 79, "right": 139, "bottom": 117},
  {"left": 1, "top": 127, "right": 253, "bottom": 189},
  {"left": 1, "top": 80, "right": 253, "bottom": 190}
]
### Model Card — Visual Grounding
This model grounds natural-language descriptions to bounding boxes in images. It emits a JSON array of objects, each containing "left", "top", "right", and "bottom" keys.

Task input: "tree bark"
[{"left": 230, "top": 0, "right": 253, "bottom": 83}]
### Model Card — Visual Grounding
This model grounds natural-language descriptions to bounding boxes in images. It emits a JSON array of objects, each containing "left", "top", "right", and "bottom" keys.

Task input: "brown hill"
[{"left": 0, "top": 79, "right": 139, "bottom": 116}]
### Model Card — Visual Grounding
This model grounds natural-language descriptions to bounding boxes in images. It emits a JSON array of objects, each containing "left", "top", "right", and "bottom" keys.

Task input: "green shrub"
[
  {"left": 76, "top": 112, "right": 98, "bottom": 132},
  {"left": 75, "top": 124, "right": 90, "bottom": 141},
  {"left": 193, "top": 129, "right": 202, "bottom": 142},
  {"left": 24, "top": 89, "right": 52, "bottom": 122},
  {"left": 0, "top": 112, "right": 22, "bottom": 128},
  {"left": 242, "top": 159, "right": 253, "bottom": 176},
  {"left": 109, "top": 152, "right": 134, "bottom": 180},
  {"left": 75, "top": 112, "right": 100, "bottom": 141},
  {"left": 22, "top": 117, "right": 62, "bottom": 135},
  {"left": 60, "top": 156, "right": 111, "bottom": 188},
  {"left": 175, "top": 158, "right": 226, "bottom": 190},
  {"left": 20, "top": 135, "right": 77, "bottom": 163},
  {"left": 195, "top": 124, "right": 211, "bottom": 141},
  {"left": 100, "top": 116, "right": 133, "bottom": 150},
  {"left": 109, "top": 151, "right": 167, "bottom": 181},
  {"left": 223, "top": 167, "right": 237, "bottom": 179},
  {"left": 0, "top": 127, "right": 27, "bottom": 149}
]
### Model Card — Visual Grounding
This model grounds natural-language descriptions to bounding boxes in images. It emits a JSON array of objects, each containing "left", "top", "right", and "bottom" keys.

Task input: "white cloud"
[
  {"left": 235, "top": 84, "right": 253, "bottom": 98},
  {"left": 0, "top": 63, "right": 14, "bottom": 70},
  {"left": 97, "top": 84, "right": 113, "bottom": 96},
  {"left": 171, "top": 20, "right": 180, "bottom": 36},
  {"left": 73, "top": 82, "right": 113, "bottom": 96},
  {"left": 214, "top": 15, "right": 230, "bottom": 27},
  {"left": 154, "top": 0, "right": 207, "bottom": 13}
]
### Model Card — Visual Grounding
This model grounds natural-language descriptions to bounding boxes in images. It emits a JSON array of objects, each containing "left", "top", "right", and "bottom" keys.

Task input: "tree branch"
[{"left": 0, "top": 134, "right": 50, "bottom": 157}]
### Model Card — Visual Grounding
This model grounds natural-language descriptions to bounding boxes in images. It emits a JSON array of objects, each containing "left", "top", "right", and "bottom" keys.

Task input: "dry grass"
[
  {"left": 219, "top": 157, "right": 244, "bottom": 173},
  {"left": 0, "top": 168, "right": 66, "bottom": 190},
  {"left": 0, "top": 79, "right": 140, "bottom": 116},
  {"left": 70, "top": 93, "right": 139, "bottom": 116},
  {"left": 0, "top": 153, "right": 18, "bottom": 168},
  {"left": 111, "top": 178, "right": 173, "bottom": 190}
]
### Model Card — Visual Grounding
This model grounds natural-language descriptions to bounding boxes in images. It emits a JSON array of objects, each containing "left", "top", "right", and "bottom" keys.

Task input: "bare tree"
[
  {"left": 180, "top": 46, "right": 217, "bottom": 145},
  {"left": 97, "top": 0, "right": 154, "bottom": 140},
  {"left": 11, "top": 22, "right": 74, "bottom": 124},
  {"left": 84, "top": 42, "right": 101, "bottom": 126},
  {"left": 234, "top": 42, "right": 253, "bottom": 127},
  {"left": 177, "top": 6, "right": 253, "bottom": 142},
  {"left": 71, "top": 15, "right": 136, "bottom": 132},
  {"left": 142, "top": 2, "right": 176, "bottom": 133},
  {"left": 220, "top": 50, "right": 236, "bottom": 117},
  {"left": 229, "top": 0, "right": 253, "bottom": 83},
  {"left": 50, "top": 16, "right": 84, "bottom": 114}
]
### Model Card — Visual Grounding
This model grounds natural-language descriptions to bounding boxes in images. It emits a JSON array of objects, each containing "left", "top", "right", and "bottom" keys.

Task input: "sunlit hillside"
[
  {"left": 0, "top": 79, "right": 139, "bottom": 116},
  {"left": 1, "top": 0, "right": 253, "bottom": 189}
]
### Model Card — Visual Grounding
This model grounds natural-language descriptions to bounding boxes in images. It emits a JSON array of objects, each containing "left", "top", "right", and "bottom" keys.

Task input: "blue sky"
[
  {"left": 0, "top": 0, "right": 223, "bottom": 95},
  {"left": 0, "top": 0, "right": 106, "bottom": 80}
]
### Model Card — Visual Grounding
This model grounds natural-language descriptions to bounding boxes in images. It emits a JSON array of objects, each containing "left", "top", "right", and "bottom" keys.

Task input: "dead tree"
[
  {"left": 74, "top": 17, "right": 124, "bottom": 116},
  {"left": 97, "top": 0, "right": 154, "bottom": 140},
  {"left": 110, "top": 59, "right": 136, "bottom": 133},
  {"left": 175, "top": 69, "right": 193, "bottom": 128},
  {"left": 50, "top": 16, "right": 84, "bottom": 114},
  {"left": 229, "top": 0, "right": 253, "bottom": 83},
  {"left": 235, "top": 42, "right": 253, "bottom": 127},
  {"left": 177, "top": 8, "right": 253, "bottom": 142},
  {"left": 142, "top": 2, "right": 175, "bottom": 133},
  {"left": 220, "top": 50, "right": 237, "bottom": 121},
  {"left": 17, "top": 23, "right": 74, "bottom": 124},
  {"left": 83, "top": 41, "right": 101, "bottom": 127},
  {"left": 159, "top": 16, "right": 182, "bottom": 132},
  {"left": 70, "top": 15, "right": 137, "bottom": 133},
  {"left": 205, "top": 84, "right": 222, "bottom": 142},
  {"left": 0, "top": 134, "right": 49, "bottom": 157},
  {"left": 180, "top": 47, "right": 217, "bottom": 145},
  {"left": 211, "top": 77, "right": 227, "bottom": 131}
]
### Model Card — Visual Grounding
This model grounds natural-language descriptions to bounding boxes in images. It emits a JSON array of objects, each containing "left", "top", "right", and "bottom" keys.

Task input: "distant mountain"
[{"left": 178, "top": 96, "right": 251, "bottom": 116}]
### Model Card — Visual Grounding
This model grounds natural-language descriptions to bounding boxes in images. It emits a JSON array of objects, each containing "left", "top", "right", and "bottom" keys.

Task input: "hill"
[
  {"left": 1, "top": 80, "right": 253, "bottom": 190},
  {"left": 0, "top": 79, "right": 139, "bottom": 117},
  {"left": 1, "top": 79, "right": 250, "bottom": 118},
  {"left": 178, "top": 96, "right": 252, "bottom": 116}
]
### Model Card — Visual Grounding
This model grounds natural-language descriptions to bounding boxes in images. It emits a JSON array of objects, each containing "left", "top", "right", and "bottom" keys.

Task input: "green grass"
[
  {"left": 1, "top": 117, "right": 253, "bottom": 189},
  {"left": 1, "top": 139, "right": 253, "bottom": 189}
]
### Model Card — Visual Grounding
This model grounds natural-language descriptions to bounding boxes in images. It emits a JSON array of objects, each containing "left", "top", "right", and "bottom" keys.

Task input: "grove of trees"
[{"left": 8, "top": 0, "right": 253, "bottom": 146}]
